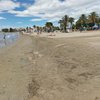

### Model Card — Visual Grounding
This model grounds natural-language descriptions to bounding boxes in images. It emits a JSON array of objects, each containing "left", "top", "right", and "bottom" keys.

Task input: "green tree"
[
  {"left": 79, "top": 14, "right": 87, "bottom": 26},
  {"left": 69, "top": 17, "right": 74, "bottom": 25},
  {"left": 45, "top": 22, "right": 53, "bottom": 28},
  {"left": 63, "top": 15, "right": 69, "bottom": 32},
  {"left": 59, "top": 15, "right": 69, "bottom": 32},
  {"left": 88, "top": 12, "right": 98, "bottom": 24},
  {"left": 2, "top": 28, "right": 9, "bottom": 32},
  {"left": 58, "top": 20, "right": 64, "bottom": 31},
  {"left": 9, "top": 28, "right": 14, "bottom": 32},
  {"left": 76, "top": 14, "right": 87, "bottom": 29}
]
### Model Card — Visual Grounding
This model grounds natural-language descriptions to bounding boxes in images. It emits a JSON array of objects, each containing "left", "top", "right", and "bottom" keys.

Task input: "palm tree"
[
  {"left": 80, "top": 14, "right": 87, "bottom": 26},
  {"left": 75, "top": 14, "right": 87, "bottom": 29},
  {"left": 62, "top": 15, "right": 69, "bottom": 32},
  {"left": 69, "top": 17, "right": 74, "bottom": 25},
  {"left": 88, "top": 12, "right": 98, "bottom": 24},
  {"left": 45, "top": 22, "right": 53, "bottom": 28},
  {"left": 58, "top": 20, "right": 64, "bottom": 31}
]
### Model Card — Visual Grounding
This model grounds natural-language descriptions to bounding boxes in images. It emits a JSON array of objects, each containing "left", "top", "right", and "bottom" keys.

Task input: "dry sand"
[{"left": 0, "top": 31, "right": 100, "bottom": 100}]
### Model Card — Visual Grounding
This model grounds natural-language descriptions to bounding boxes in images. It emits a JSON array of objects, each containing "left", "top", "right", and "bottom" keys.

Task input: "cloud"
[
  {"left": 0, "top": 16, "right": 6, "bottom": 20},
  {"left": 30, "top": 18, "right": 44, "bottom": 22},
  {"left": 0, "top": 0, "right": 20, "bottom": 12},
  {"left": 4, "top": 0, "right": 100, "bottom": 22},
  {"left": 17, "top": 21, "right": 22, "bottom": 24}
]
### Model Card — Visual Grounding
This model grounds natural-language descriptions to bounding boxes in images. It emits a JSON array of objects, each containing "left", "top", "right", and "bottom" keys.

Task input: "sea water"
[{"left": 0, "top": 32, "right": 20, "bottom": 48}]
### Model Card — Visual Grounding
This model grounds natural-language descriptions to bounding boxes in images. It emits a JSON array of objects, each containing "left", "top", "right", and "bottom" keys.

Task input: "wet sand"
[
  {"left": 0, "top": 31, "right": 100, "bottom": 100},
  {"left": 0, "top": 35, "right": 34, "bottom": 100}
]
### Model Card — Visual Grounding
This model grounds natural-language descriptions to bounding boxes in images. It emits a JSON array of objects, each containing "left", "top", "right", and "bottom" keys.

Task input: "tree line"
[
  {"left": 2, "top": 28, "right": 18, "bottom": 32},
  {"left": 45, "top": 11, "right": 100, "bottom": 32}
]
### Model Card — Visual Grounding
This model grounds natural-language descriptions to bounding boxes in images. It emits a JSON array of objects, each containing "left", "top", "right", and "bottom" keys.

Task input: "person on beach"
[
  {"left": 36, "top": 27, "right": 42, "bottom": 35},
  {"left": 36, "top": 26, "right": 39, "bottom": 35},
  {"left": 3, "top": 33, "right": 6, "bottom": 40}
]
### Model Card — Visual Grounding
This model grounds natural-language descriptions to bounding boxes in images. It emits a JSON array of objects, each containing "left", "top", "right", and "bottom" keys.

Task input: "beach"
[{"left": 0, "top": 31, "right": 100, "bottom": 100}]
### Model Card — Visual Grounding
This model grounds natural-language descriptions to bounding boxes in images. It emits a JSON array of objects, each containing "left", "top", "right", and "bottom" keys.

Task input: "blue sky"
[{"left": 0, "top": 0, "right": 100, "bottom": 29}]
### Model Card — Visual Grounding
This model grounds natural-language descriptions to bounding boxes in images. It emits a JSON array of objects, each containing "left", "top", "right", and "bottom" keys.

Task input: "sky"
[{"left": 0, "top": 0, "right": 100, "bottom": 28}]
